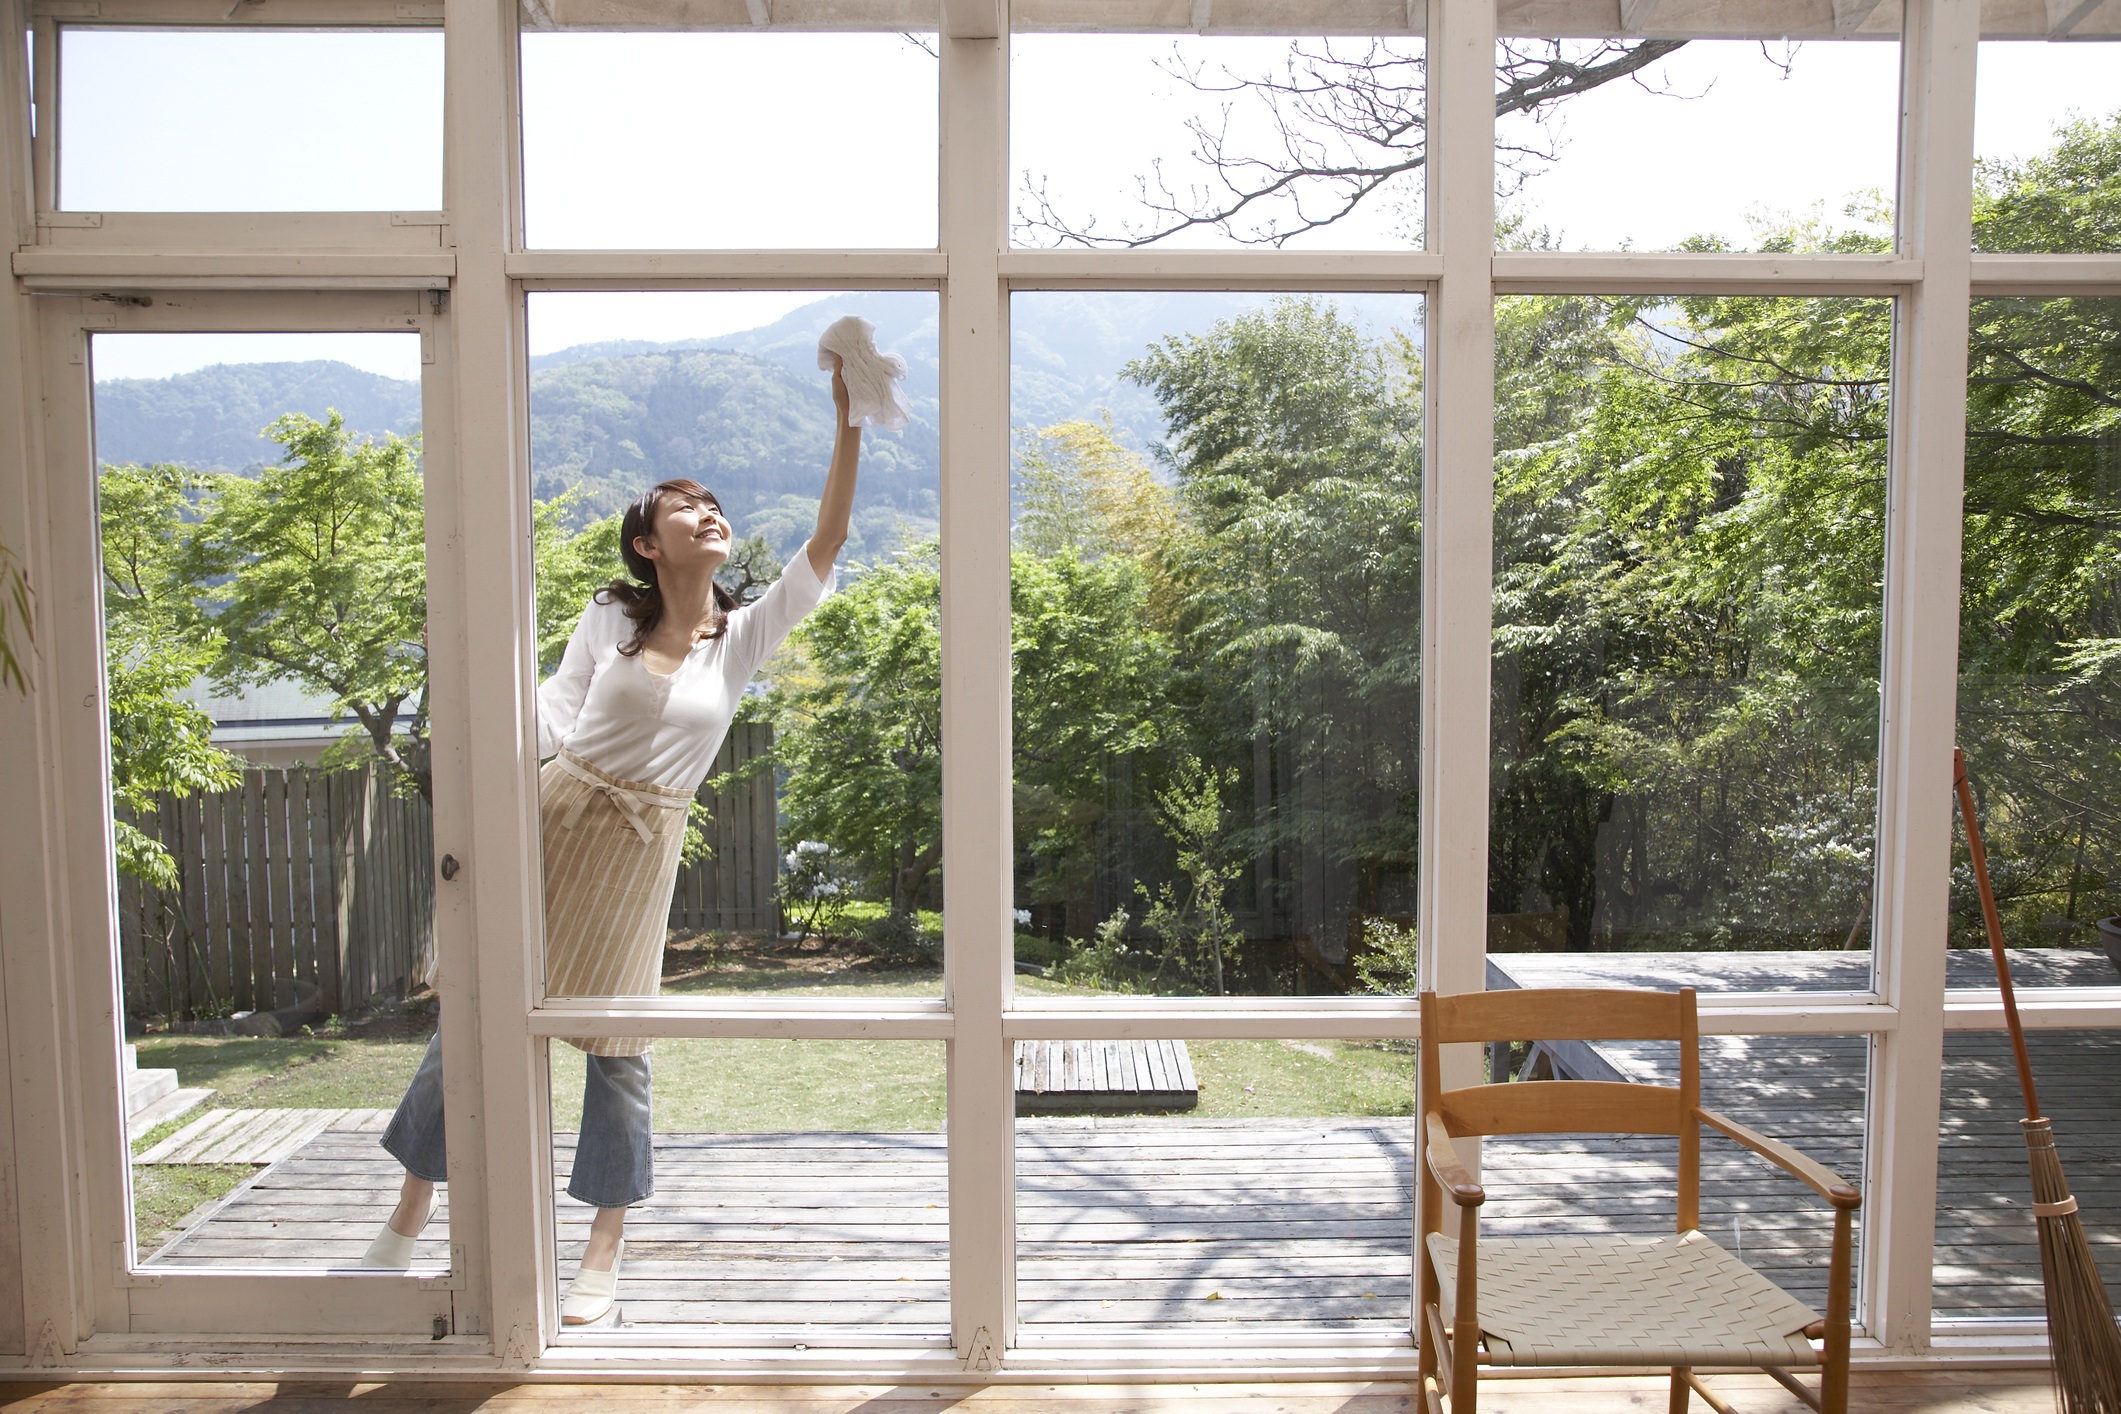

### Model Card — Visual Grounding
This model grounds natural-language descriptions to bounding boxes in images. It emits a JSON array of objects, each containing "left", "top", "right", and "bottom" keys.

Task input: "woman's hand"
[{"left": 830, "top": 354, "right": 852, "bottom": 426}]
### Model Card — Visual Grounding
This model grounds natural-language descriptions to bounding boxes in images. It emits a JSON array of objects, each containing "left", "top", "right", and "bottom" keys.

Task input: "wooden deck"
[{"left": 136, "top": 948, "right": 2117, "bottom": 1336}]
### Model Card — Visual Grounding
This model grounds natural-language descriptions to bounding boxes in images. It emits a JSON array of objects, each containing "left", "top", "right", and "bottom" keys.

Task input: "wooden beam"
[
  {"left": 1833, "top": 0, "right": 1885, "bottom": 30},
  {"left": 1491, "top": 249, "right": 1921, "bottom": 293},
  {"left": 9, "top": 249, "right": 455, "bottom": 290},
  {"left": 1001, "top": 248, "right": 1442, "bottom": 288},
  {"left": 1970, "top": 252, "right": 2121, "bottom": 293},
  {"left": 508, "top": 249, "right": 946, "bottom": 287},
  {"left": 2045, "top": 0, "right": 2102, "bottom": 33},
  {"left": 1619, "top": 0, "right": 1668, "bottom": 31},
  {"left": 942, "top": 0, "right": 1000, "bottom": 37}
]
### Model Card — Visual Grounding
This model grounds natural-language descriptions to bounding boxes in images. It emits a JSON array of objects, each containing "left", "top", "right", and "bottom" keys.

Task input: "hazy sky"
[{"left": 60, "top": 29, "right": 2117, "bottom": 382}]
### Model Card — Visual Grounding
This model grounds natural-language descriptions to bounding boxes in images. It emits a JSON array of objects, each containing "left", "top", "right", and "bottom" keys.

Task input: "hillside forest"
[{"left": 98, "top": 113, "right": 2121, "bottom": 997}]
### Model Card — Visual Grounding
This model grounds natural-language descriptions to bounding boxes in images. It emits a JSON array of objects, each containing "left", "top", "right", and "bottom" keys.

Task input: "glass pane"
[
  {"left": 1014, "top": 1037, "right": 1415, "bottom": 1336},
  {"left": 1482, "top": 1032, "right": 1866, "bottom": 1319},
  {"left": 520, "top": 33, "right": 938, "bottom": 249},
  {"left": 98, "top": 332, "right": 450, "bottom": 1271},
  {"left": 1491, "top": 294, "right": 1890, "bottom": 990},
  {"left": 546, "top": 1038, "right": 947, "bottom": 1341},
  {"left": 1934, "top": 1030, "right": 2121, "bottom": 1320},
  {"left": 526, "top": 292, "right": 943, "bottom": 1001},
  {"left": 1956, "top": 297, "right": 2121, "bottom": 991},
  {"left": 1008, "top": 292, "right": 1424, "bottom": 998},
  {"left": 59, "top": 30, "right": 443, "bottom": 212},
  {"left": 1010, "top": 35, "right": 1425, "bottom": 250},
  {"left": 1974, "top": 42, "right": 2121, "bottom": 254},
  {"left": 1494, "top": 39, "right": 1901, "bottom": 253}
]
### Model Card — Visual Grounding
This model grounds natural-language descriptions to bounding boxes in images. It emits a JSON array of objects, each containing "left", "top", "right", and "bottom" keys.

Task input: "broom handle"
[{"left": 1953, "top": 747, "right": 2042, "bottom": 1122}]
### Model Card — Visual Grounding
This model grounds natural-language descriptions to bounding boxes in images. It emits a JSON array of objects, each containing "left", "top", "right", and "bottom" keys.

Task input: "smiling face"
[{"left": 633, "top": 487, "right": 730, "bottom": 576}]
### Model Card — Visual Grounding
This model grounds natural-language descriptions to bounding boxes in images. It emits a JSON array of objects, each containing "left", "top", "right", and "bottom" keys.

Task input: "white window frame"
[{"left": 0, "top": 0, "right": 2116, "bottom": 1378}]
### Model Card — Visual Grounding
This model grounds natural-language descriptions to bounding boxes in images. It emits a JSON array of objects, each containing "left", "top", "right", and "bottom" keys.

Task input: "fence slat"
[
  {"left": 286, "top": 769, "right": 315, "bottom": 996},
  {"left": 199, "top": 790, "right": 231, "bottom": 1013},
  {"left": 240, "top": 770, "right": 267, "bottom": 1011},
  {"left": 254, "top": 769, "right": 283, "bottom": 1010}
]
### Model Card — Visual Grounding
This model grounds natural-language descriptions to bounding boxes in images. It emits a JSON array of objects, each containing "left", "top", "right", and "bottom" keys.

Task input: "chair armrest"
[
  {"left": 1425, "top": 1111, "right": 1485, "bottom": 1206},
  {"left": 1696, "top": 1107, "right": 1860, "bottom": 1210}
]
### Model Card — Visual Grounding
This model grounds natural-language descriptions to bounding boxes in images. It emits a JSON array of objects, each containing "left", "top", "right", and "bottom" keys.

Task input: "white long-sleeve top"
[{"left": 536, "top": 544, "right": 835, "bottom": 792}]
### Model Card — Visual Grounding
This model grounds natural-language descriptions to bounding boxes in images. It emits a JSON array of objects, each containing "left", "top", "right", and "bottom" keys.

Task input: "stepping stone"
[{"left": 135, "top": 1108, "right": 396, "bottom": 1165}]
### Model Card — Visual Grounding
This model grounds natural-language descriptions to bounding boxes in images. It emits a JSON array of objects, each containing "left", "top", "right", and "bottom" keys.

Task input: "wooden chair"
[{"left": 1417, "top": 987, "right": 1859, "bottom": 1414}]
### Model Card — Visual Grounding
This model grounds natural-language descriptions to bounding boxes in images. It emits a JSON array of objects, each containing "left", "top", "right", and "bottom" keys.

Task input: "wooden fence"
[
  {"left": 117, "top": 764, "right": 434, "bottom": 1023},
  {"left": 668, "top": 722, "right": 781, "bottom": 933},
  {"left": 116, "top": 723, "right": 779, "bottom": 1023}
]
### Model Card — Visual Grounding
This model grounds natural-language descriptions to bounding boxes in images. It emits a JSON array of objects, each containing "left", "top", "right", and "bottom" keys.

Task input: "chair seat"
[{"left": 1428, "top": 1229, "right": 1821, "bottom": 1368}]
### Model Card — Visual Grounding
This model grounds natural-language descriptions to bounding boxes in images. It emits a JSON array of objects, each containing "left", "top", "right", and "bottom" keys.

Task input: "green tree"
[
  {"left": 99, "top": 461, "right": 243, "bottom": 886},
  {"left": 1952, "top": 115, "right": 2121, "bottom": 944},
  {"left": 1491, "top": 262, "right": 1896, "bottom": 950},
  {"left": 1011, "top": 547, "right": 1174, "bottom": 930},
  {"left": 1136, "top": 755, "right": 1245, "bottom": 994},
  {"left": 183, "top": 413, "right": 431, "bottom": 798},
  {"left": 1124, "top": 298, "right": 1425, "bottom": 932},
  {"left": 772, "top": 543, "right": 1174, "bottom": 930},
  {"left": 770, "top": 552, "right": 943, "bottom": 918}
]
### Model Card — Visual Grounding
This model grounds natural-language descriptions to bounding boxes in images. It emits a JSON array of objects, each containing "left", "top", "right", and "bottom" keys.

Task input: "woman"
[{"left": 364, "top": 357, "right": 862, "bottom": 1326}]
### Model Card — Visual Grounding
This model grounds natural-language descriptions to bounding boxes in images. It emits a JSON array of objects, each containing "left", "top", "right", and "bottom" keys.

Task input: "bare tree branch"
[{"left": 1016, "top": 38, "right": 1688, "bottom": 248}]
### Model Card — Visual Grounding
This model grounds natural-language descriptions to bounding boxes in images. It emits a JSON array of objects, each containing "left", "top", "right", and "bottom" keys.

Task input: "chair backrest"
[
  {"left": 1419, "top": 987, "right": 1700, "bottom": 1139},
  {"left": 1419, "top": 985, "right": 1704, "bottom": 1233}
]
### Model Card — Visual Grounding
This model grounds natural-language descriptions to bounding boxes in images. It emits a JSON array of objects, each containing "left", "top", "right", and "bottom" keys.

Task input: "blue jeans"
[{"left": 381, "top": 1029, "right": 655, "bottom": 1209}]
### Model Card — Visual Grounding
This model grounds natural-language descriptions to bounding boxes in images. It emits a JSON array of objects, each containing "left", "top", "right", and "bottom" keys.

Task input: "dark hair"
[{"left": 595, "top": 478, "right": 739, "bottom": 658}]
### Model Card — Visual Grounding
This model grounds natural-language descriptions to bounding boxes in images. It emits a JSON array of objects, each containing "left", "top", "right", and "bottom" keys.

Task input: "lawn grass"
[
  {"left": 1186, "top": 1039, "right": 1414, "bottom": 1119},
  {"left": 550, "top": 1039, "right": 949, "bottom": 1131}
]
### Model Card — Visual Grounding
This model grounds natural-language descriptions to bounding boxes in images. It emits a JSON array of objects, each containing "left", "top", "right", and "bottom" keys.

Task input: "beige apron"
[{"left": 540, "top": 748, "right": 694, "bottom": 1057}]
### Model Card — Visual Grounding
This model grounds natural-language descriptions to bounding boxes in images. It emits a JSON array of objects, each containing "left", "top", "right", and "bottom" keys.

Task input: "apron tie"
[{"left": 553, "top": 754, "right": 679, "bottom": 845}]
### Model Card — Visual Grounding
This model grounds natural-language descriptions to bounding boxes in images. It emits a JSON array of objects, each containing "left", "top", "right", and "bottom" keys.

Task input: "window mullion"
[
  {"left": 443, "top": 0, "right": 549, "bottom": 1357},
  {"left": 1867, "top": 0, "right": 1978, "bottom": 1356},
  {"left": 939, "top": 4, "right": 1015, "bottom": 1363},
  {"left": 1419, "top": 0, "right": 1495, "bottom": 1012}
]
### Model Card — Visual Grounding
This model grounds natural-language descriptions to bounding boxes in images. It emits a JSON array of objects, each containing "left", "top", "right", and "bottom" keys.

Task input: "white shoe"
[
  {"left": 562, "top": 1239, "right": 624, "bottom": 1326},
  {"left": 362, "top": 1192, "right": 437, "bottom": 1268}
]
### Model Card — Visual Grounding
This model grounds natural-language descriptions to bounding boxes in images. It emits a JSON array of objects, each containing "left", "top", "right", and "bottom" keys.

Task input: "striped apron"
[{"left": 540, "top": 748, "right": 694, "bottom": 1057}]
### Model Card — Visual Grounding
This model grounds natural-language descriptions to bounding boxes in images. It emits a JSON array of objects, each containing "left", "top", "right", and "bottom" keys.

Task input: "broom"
[{"left": 1954, "top": 747, "right": 2121, "bottom": 1413}]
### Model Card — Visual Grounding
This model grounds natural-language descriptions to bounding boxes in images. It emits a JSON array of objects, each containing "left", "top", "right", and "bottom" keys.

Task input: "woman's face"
[{"left": 637, "top": 490, "right": 730, "bottom": 574}]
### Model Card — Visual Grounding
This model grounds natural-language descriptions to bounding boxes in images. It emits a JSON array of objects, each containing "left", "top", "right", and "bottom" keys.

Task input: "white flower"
[
  {"left": 1013, "top": 909, "right": 1032, "bottom": 926},
  {"left": 797, "top": 840, "right": 830, "bottom": 856}
]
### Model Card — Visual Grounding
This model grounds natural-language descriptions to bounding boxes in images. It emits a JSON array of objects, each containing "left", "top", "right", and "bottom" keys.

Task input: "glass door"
[{"left": 43, "top": 288, "right": 467, "bottom": 1337}]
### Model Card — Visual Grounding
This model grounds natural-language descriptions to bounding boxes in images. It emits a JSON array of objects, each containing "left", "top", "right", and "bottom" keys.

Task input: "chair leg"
[
  {"left": 1823, "top": 1347, "right": 1848, "bottom": 1414},
  {"left": 1669, "top": 1365, "right": 1691, "bottom": 1413}
]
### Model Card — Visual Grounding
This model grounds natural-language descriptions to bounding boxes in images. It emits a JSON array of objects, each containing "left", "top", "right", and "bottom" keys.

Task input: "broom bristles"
[{"left": 2022, "top": 1119, "right": 2121, "bottom": 1414}]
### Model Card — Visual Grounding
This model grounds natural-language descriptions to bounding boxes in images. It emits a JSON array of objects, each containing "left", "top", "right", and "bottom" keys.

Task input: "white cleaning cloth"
[{"left": 816, "top": 315, "right": 912, "bottom": 432}]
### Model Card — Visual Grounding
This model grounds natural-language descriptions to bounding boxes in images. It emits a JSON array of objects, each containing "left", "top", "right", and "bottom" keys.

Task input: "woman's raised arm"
[{"left": 808, "top": 357, "right": 862, "bottom": 580}]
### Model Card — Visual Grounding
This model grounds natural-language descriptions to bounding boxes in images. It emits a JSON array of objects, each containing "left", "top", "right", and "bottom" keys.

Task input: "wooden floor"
[{"left": 0, "top": 1371, "right": 2064, "bottom": 1412}]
